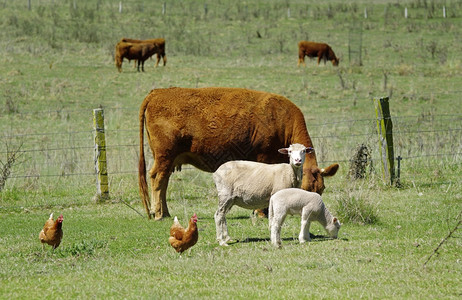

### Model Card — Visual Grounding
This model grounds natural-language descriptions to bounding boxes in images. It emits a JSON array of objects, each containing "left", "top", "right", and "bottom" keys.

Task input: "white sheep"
[
  {"left": 269, "top": 188, "right": 341, "bottom": 248},
  {"left": 213, "top": 143, "right": 310, "bottom": 246}
]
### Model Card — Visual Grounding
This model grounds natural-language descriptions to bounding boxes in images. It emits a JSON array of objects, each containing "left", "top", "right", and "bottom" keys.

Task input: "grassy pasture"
[{"left": 1, "top": 0, "right": 461, "bottom": 298}]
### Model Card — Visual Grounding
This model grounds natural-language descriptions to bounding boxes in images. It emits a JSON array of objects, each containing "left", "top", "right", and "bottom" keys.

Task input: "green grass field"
[{"left": 1, "top": 0, "right": 461, "bottom": 298}]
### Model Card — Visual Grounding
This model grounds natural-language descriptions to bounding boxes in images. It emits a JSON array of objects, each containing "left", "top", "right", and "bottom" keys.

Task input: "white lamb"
[
  {"left": 269, "top": 188, "right": 341, "bottom": 248},
  {"left": 213, "top": 143, "right": 310, "bottom": 246}
]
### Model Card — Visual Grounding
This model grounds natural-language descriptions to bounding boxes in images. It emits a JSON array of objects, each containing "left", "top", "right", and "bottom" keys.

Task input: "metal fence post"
[
  {"left": 93, "top": 108, "right": 109, "bottom": 201},
  {"left": 374, "top": 97, "right": 395, "bottom": 185}
]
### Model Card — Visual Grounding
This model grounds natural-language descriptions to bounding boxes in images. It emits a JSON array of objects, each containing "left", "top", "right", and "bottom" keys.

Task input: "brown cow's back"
[{"left": 142, "top": 87, "right": 314, "bottom": 172}]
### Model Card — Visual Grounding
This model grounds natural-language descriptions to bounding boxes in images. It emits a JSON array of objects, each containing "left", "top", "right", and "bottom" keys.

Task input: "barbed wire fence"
[{"left": 1, "top": 104, "right": 461, "bottom": 198}]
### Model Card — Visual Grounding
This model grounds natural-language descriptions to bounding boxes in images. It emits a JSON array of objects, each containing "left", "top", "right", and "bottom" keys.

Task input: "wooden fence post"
[
  {"left": 374, "top": 97, "right": 395, "bottom": 185},
  {"left": 93, "top": 108, "right": 109, "bottom": 201},
  {"left": 348, "top": 21, "right": 363, "bottom": 66}
]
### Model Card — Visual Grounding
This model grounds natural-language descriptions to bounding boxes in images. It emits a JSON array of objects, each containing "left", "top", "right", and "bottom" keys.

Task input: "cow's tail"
[{"left": 139, "top": 99, "right": 152, "bottom": 219}]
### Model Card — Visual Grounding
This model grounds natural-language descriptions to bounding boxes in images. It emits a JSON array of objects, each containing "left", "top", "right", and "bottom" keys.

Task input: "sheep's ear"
[
  {"left": 333, "top": 217, "right": 338, "bottom": 223},
  {"left": 278, "top": 148, "right": 289, "bottom": 155}
]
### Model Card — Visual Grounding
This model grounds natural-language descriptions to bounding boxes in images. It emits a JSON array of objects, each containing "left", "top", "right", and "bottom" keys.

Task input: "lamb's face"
[{"left": 326, "top": 217, "right": 341, "bottom": 239}]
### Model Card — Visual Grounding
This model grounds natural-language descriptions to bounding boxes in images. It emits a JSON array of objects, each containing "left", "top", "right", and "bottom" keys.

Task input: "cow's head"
[
  {"left": 332, "top": 58, "right": 339, "bottom": 66},
  {"left": 302, "top": 163, "right": 339, "bottom": 195}
]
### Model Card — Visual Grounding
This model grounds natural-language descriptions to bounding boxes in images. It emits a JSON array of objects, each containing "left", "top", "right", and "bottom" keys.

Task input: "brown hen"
[
  {"left": 168, "top": 213, "right": 198, "bottom": 254},
  {"left": 39, "top": 213, "right": 63, "bottom": 250}
]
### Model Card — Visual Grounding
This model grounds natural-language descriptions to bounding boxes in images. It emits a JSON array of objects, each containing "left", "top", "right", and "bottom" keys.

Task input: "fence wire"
[{"left": 1, "top": 107, "right": 461, "bottom": 187}]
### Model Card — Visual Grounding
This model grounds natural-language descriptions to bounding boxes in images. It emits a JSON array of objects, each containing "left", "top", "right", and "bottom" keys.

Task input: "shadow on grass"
[{"left": 234, "top": 233, "right": 348, "bottom": 244}]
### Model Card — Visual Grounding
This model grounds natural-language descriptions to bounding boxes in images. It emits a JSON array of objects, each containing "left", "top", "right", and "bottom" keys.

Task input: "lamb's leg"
[
  {"left": 299, "top": 207, "right": 312, "bottom": 243},
  {"left": 271, "top": 213, "right": 285, "bottom": 248},
  {"left": 215, "top": 197, "right": 234, "bottom": 246}
]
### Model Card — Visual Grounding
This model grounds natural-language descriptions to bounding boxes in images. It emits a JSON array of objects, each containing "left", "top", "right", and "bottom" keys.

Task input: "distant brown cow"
[
  {"left": 139, "top": 87, "right": 339, "bottom": 220},
  {"left": 298, "top": 41, "right": 339, "bottom": 67},
  {"left": 115, "top": 42, "right": 158, "bottom": 72},
  {"left": 119, "top": 38, "right": 167, "bottom": 67}
]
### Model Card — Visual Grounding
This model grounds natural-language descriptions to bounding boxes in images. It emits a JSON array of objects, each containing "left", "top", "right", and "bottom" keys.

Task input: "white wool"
[
  {"left": 213, "top": 143, "right": 307, "bottom": 246},
  {"left": 269, "top": 188, "right": 341, "bottom": 248}
]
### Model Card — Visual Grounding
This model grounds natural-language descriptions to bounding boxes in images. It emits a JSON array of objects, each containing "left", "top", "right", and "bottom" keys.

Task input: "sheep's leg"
[
  {"left": 271, "top": 213, "right": 285, "bottom": 248},
  {"left": 299, "top": 207, "right": 312, "bottom": 243},
  {"left": 215, "top": 197, "right": 234, "bottom": 246}
]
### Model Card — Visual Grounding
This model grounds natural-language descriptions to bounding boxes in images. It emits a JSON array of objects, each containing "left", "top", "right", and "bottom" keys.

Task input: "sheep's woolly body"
[
  {"left": 269, "top": 188, "right": 340, "bottom": 248},
  {"left": 213, "top": 144, "right": 307, "bottom": 246},
  {"left": 213, "top": 161, "right": 302, "bottom": 210}
]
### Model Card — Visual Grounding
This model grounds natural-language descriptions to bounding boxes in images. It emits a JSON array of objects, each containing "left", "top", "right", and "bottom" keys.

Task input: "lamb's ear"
[
  {"left": 278, "top": 148, "right": 289, "bottom": 155},
  {"left": 333, "top": 217, "right": 338, "bottom": 223}
]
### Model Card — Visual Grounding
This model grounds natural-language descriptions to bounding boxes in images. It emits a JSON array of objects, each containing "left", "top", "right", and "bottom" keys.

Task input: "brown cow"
[
  {"left": 139, "top": 87, "right": 339, "bottom": 220},
  {"left": 119, "top": 38, "right": 167, "bottom": 67},
  {"left": 115, "top": 42, "right": 159, "bottom": 72},
  {"left": 298, "top": 41, "right": 339, "bottom": 67}
]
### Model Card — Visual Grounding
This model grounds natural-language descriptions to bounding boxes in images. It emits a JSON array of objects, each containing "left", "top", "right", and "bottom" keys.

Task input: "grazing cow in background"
[
  {"left": 298, "top": 41, "right": 339, "bottom": 67},
  {"left": 115, "top": 42, "right": 158, "bottom": 72},
  {"left": 119, "top": 38, "right": 167, "bottom": 67},
  {"left": 139, "top": 87, "right": 339, "bottom": 220}
]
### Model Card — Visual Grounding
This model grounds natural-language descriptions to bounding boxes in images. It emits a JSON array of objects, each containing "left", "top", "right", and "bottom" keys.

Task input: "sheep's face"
[
  {"left": 278, "top": 143, "right": 309, "bottom": 167},
  {"left": 326, "top": 217, "right": 341, "bottom": 239},
  {"left": 280, "top": 144, "right": 339, "bottom": 194}
]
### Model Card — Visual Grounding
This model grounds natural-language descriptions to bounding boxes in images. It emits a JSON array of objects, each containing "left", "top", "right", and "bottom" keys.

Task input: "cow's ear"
[
  {"left": 321, "top": 164, "right": 339, "bottom": 177},
  {"left": 278, "top": 148, "right": 289, "bottom": 155}
]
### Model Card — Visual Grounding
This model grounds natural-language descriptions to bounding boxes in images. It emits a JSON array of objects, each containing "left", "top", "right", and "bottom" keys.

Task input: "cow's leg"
[
  {"left": 141, "top": 60, "right": 145, "bottom": 72},
  {"left": 162, "top": 54, "right": 167, "bottom": 66},
  {"left": 299, "top": 207, "right": 312, "bottom": 243},
  {"left": 298, "top": 52, "right": 305, "bottom": 67},
  {"left": 137, "top": 60, "right": 141, "bottom": 72},
  {"left": 214, "top": 196, "right": 235, "bottom": 246},
  {"left": 155, "top": 54, "right": 161, "bottom": 67},
  {"left": 149, "top": 159, "right": 172, "bottom": 220}
]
